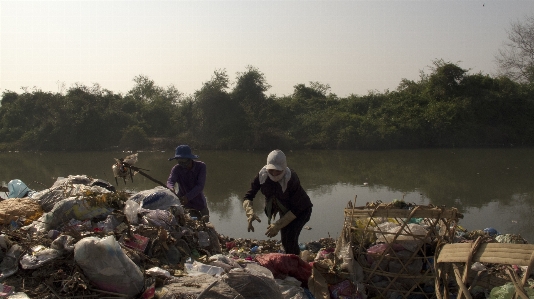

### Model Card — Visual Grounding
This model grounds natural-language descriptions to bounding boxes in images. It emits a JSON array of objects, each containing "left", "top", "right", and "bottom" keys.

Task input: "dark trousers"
[{"left": 280, "top": 207, "right": 312, "bottom": 255}]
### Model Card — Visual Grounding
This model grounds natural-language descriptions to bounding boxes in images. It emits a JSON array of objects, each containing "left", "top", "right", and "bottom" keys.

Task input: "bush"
[{"left": 119, "top": 126, "right": 151, "bottom": 150}]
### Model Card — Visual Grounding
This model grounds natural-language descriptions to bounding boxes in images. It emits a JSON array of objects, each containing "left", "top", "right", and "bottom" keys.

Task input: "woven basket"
[
  {"left": 435, "top": 238, "right": 534, "bottom": 299},
  {"left": 340, "top": 199, "right": 463, "bottom": 299}
]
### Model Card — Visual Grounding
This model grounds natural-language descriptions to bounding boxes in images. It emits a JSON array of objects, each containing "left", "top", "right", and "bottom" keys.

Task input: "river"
[{"left": 0, "top": 148, "right": 533, "bottom": 243}]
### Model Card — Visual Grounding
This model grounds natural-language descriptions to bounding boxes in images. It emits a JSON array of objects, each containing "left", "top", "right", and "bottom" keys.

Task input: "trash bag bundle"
[
  {"left": 74, "top": 236, "right": 144, "bottom": 298},
  {"left": 31, "top": 175, "right": 115, "bottom": 212}
]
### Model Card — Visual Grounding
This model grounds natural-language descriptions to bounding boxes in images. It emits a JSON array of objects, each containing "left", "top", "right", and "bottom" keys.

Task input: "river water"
[{"left": 1, "top": 148, "right": 533, "bottom": 243}]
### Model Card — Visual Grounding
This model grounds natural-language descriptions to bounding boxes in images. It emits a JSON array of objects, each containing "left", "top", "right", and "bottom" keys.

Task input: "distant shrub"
[{"left": 119, "top": 126, "right": 150, "bottom": 150}]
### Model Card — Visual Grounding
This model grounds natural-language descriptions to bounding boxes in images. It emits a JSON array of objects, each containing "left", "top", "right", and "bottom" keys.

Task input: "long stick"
[{"left": 125, "top": 165, "right": 176, "bottom": 195}]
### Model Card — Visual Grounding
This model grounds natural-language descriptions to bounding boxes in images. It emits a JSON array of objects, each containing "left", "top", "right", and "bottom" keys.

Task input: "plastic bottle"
[{"left": 197, "top": 231, "right": 210, "bottom": 247}]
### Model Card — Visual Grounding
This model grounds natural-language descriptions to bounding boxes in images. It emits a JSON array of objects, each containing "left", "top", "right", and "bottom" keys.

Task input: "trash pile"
[
  {"left": 435, "top": 228, "right": 534, "bottom": 299},
  {"left": 312, "top": 200, "right": 533, "bottom": 299},
  {"left": 0, "top": 175, "right": 338, "bottom": 299},
  {"left": 1, "top": 177, "right": 532, "bottom": 299}
]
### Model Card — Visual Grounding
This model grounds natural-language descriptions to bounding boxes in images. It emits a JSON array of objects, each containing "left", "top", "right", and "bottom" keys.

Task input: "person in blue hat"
[{"left": 167, "top": 145, "right": 209, "bottom": 220}]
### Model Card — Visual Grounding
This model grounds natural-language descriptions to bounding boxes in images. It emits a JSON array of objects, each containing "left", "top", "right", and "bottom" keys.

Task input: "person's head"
[
  {"left": 265, "top": 149, "right": 287, "bottom": 177},
  {"left": 169, "top": 145, "right": 199, "bottom": 167}
]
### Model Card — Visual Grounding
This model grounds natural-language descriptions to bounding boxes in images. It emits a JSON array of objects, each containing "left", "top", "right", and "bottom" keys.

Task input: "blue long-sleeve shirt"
[{"left": 166, "top": 160, "right": 207, "bottom": 211}]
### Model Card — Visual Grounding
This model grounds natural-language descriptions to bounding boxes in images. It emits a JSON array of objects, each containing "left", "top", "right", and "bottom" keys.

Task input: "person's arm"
[
  {"left": 244, "top": 174, "right": 261, "bottom": 201},
  {"left": 284, "top": 171, "right": 312, "bottom": 216},
  {"left": 166, "top": 166, "right": 178, "bottom": 192},
  {"left": 184, "top": 162, "right": 207, "bottom": 200}
]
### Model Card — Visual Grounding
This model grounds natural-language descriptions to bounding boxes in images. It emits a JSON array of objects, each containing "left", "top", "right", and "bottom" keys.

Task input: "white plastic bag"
[
  {"left": 28, "top": 197, "right": 113, "bottom": 232},
  {"left": 128, "top": 187, "right": 181, "bottom": 210},
  {"left": 20, "top": 245, "right": 61, "bottom": 269},
  {"left": 123, "top": 199, "right": 140, "bottom": 224},
  {"left": 185, "top": 261, "right": 225, "bottom": 277},
  {"left": 74, "top": 236, "right": 144, "bottom": 298},
  {"left": 375, "top": 223, "right": 430, "bottom": 251}
]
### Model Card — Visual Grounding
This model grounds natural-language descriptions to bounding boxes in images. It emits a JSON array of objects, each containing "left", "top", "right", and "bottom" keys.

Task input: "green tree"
[
  {"left": 127, "top": 75, "right": 182, "bottom": 137},
  {"left": 192, "top": 69, "right": 242, "bottom": 148},
  {"left": 231, "top": 66, "right": 273, "bottom": 148},
  {"left": 119, "top": 125, "right": 151, "bottom": 150}
]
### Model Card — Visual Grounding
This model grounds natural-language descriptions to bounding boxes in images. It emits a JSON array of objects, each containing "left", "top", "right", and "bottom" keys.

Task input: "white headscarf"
[{"left": 258, "top": 150, "right": 292, "bottom": 192}]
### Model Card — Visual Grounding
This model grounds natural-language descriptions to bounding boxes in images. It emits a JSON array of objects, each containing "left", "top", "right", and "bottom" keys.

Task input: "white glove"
[
  {"left": 243, "top": 200, "right": 261, "bottom": 232},
  {"left": 265, "top": 211, "right": 296, "bottom": 238}
]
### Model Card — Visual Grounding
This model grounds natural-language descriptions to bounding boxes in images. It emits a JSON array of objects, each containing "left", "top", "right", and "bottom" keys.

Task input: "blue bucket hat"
[{"left": 168, "top": 145, "right": 199, "bottom": 161}]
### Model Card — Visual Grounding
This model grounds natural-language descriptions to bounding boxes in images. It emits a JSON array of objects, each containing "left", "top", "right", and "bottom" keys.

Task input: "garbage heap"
[
  {"left": 0, "top": 175, "right": 332, "bottom": 299},
  {"left": 435, "top": 229, "right": 534, "bottom": 299},
  {"left": 318, "top": 200, "right": 464, "bottom": 299}
]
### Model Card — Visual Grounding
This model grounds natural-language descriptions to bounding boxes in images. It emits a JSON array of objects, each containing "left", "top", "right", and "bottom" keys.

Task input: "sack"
[
  {"left": 129, "top": 187, "right": 180, "bottom": 210},
  {"left": 74, "top": 236, "right": 144, "bottom": 298},
  {"left": 7, "top": 179, "right": 32, "bottom": 198}
]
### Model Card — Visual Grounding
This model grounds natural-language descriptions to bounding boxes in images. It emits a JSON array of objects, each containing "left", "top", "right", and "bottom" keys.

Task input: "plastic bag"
[
  {"left": 223, "top": 269, "right": 284, "bottom": 299},
  {"left": 489, "top": 282, "right": 534, "bottom": 299},
  {"left": 471, "top": 262, "right": 487, "bottom": 272},
  {"left": 146, "top": 267, "right": 173, "bottom": 279},
  {"left": 185, "top": 261, "right": 225, "bottom": 277},
  {"left": 7, "top": 179, "right": 33, "bottom": 198},
  {"left": 0, "top": 244, "right": 23, "bottom": 279},
  {"left": 0, "top": 235, "right": 12, "bottom": 250},
  {"left": 95, "top": 214, "right": 121, "bottom": 233},
  {"left": 139, "top": 209, "right": 178, "bottom": 230},
  {"left": 6, "top": 292, "right": 30, "bottom": 299},
  {"left": 128, "top": 187, "right": 181, "bottom": 210},
  {"left": 50, "top": 235, "right": 75, "bottom": 252},
  {"left": 276, "top": 276, "right": 309, "bottom": 299},
  {"left": 336, "top": 226, "right": 364, "bottom": 282},
  {"left": 255, "top": 253, "right": 312, "bottom": 288},
  {"left": 29, "top": 197, "right": 113, "bottom": 232},
  {"left": 209, "top": 254, "right": 240, "bottom": 267},
  {"left": 20, "top": 245, "right": 60, "bottom": 269},
  {"left": 375, "top": 223, "right": 430, "bottom": 251},
  {"left": 123, "top": 199, "right": 140, "bottom": 224},
  {"left": 74, "top": 236, "right": 144, "bottom": 298},
  {"left": 31, "top": 175, "right": 113, "bottom": 212}
]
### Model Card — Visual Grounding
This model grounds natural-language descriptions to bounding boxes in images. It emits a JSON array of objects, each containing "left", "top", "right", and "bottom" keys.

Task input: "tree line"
[{"left": 1, "top": 60, "right": 534, "bottom": 152}]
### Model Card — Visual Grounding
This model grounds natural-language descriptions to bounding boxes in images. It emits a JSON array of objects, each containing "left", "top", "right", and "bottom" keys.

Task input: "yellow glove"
[
  {"left": 265, "top": 211, "right": 296, "bottom": 238},
  {"left": 243, "top": 200, "right": 261, "bottom": 232}
]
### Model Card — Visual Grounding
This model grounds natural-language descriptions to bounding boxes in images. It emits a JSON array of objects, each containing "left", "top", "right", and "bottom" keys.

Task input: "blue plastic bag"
[{"left": 7, "top": 179, "right": 32, "bottom": 198}]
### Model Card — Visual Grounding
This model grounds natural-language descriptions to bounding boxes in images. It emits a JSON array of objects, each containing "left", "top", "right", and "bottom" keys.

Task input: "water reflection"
[{"left": 0, "top": 149, "right": 533, "bottom": 242}]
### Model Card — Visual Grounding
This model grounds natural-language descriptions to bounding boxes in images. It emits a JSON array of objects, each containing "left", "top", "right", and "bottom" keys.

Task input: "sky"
[{"left": 2, "top": 0, "right": 534, "bottom": 98}]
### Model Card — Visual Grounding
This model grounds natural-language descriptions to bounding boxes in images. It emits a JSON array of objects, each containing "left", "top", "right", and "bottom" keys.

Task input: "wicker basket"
[
  {"left": 340, "top": 199, "right": 463, "bottom": 299},
  {"left": 435, "top": 238, "right": 534, "bottom": 299}
]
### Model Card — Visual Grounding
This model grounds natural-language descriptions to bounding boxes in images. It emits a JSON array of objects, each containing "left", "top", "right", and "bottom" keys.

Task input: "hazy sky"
[{"left": 2, "top": 0, "right": 534, "bottom": 98}]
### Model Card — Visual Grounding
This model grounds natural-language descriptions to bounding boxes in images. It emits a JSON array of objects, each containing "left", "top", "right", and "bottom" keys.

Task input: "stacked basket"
[
  {"left": 435, "top": 239, "right": 534, "bottom": 299},
  {"left": 339, "top": 199, "right": 463, "bottom": 299}
]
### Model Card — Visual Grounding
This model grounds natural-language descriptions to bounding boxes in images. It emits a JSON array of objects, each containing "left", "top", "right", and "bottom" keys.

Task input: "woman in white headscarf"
[{"left": 243, "top": 149, "right": 313, "bottom": 255}]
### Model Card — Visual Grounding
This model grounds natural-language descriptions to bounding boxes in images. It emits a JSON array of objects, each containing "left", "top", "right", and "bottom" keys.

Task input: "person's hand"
[
  {"left": 265, "top": 211, "right": 297, "bottom": 238},
  {"left": 179, "top": 196, "right": 188, "bottom": 206},
  {"left": 247, "top": 214, "right": 261, "bottom": 232},
  {"left": 265, "top": 224, "right": 280, "bottom": 238},
  {"left": 243, "top": 200, "right": 261, "bottom": 232}
]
